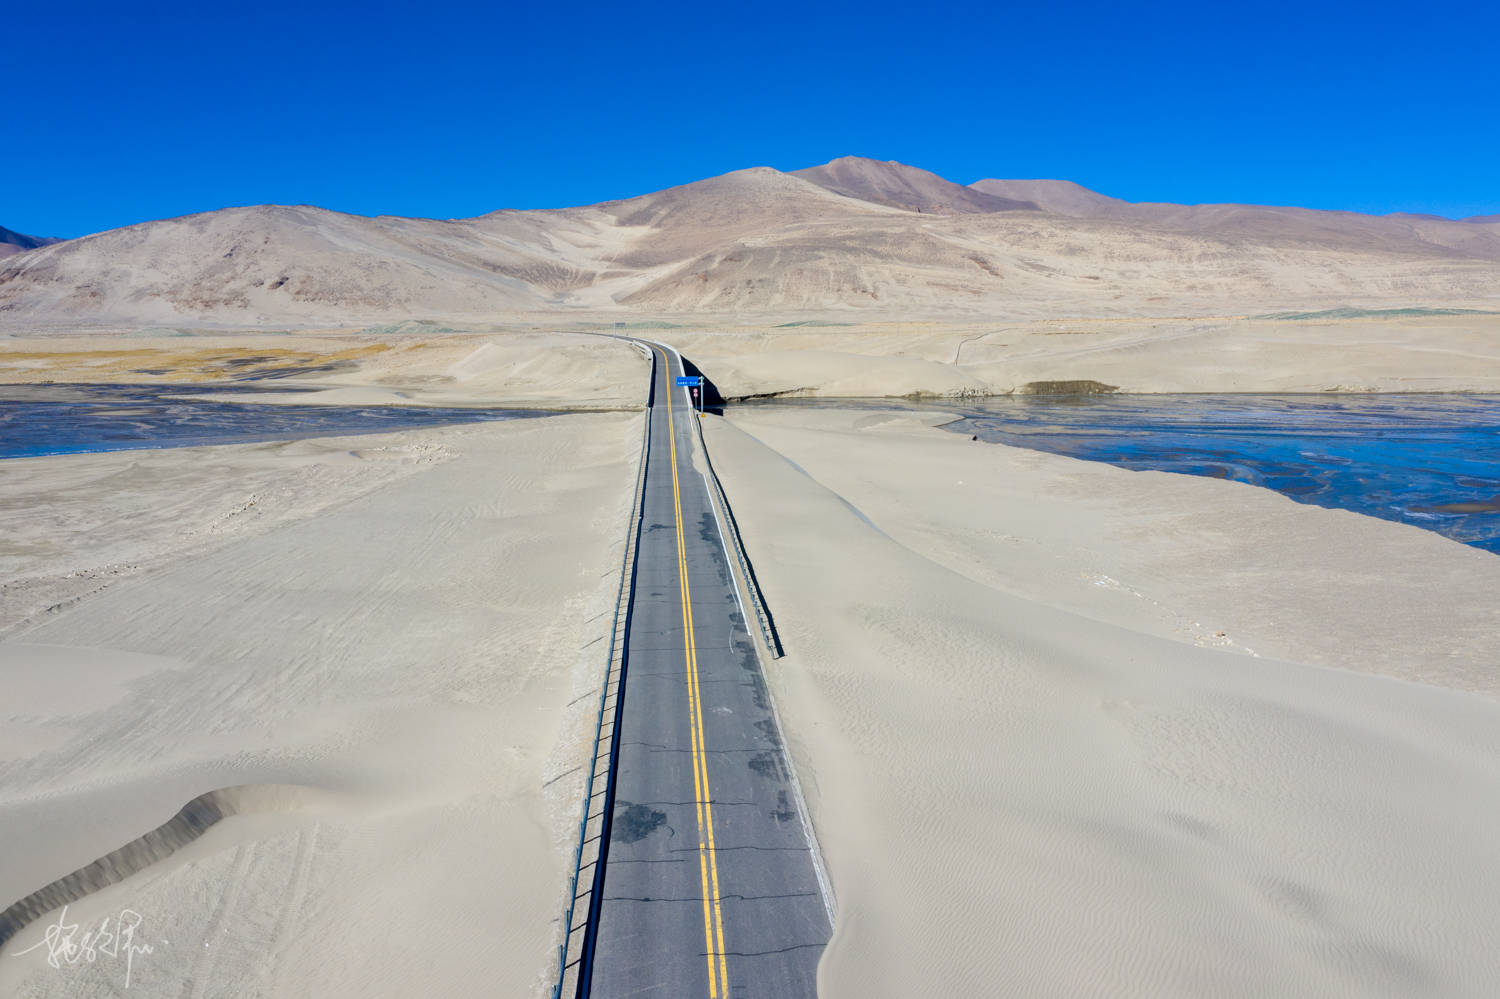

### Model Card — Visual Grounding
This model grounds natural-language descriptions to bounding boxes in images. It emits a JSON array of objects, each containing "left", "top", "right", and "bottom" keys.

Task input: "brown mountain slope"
[
  {"left": 0, "top": 226, "right": 63, "bottom": 260},
  {"left": 969, "top": 178, "right": 1500, "bottom": 259},
  {"left": 616, "top": 206, "right": 1500, "bottom": 315},
  {"left": 0, "top": 204, "right": 625, "bottom": 323},
  {"left": 2, "top": 164, "right": 1497, "bottom": 325},
  {"left": 585, "top": 167, "right": 906, "bottom": 269},
  {"left": 794, "top": 157, "right": 1037, "bottom": 214},
  {"left": 969, "top": 178, "right": 1126, "bottom": 217}
]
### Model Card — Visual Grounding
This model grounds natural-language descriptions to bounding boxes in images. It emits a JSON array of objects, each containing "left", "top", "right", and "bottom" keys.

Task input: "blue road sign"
[{"left": 675, "top": 375, "right": 703, "bottom": 387}]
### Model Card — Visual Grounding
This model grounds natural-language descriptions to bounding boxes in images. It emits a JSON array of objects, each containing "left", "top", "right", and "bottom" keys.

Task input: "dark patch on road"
[
  {"left": 745, "top": 671, "right": 771, "bottom": 711},
  {"left": 735, "top": 637, "right": 758, "bottom": 670},
  {"left": 698, "top": 511, "right": 735, "bottom": 587},
  {"left": 748, "top": 752, "right": 786, "bottom": 781},
  {"left": 614, "top": 802, "right": 669, "bottom": 844}
]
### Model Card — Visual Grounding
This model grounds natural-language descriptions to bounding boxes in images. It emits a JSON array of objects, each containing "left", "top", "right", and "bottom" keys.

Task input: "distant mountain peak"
[
  {"left": 0, "top": 225, "right": 64, "bottom": 259},
  {"left": 793, "top": 156, "right": 1039, "bottom": 214},
  {"left": 968, "top": 179, "right": 1127, "bottom": 217}
]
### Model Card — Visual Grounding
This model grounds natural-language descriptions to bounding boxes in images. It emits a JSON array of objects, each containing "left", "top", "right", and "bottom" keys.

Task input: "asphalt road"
[{"left": 583, "top": 344, "right": 831, "bottom": 998}]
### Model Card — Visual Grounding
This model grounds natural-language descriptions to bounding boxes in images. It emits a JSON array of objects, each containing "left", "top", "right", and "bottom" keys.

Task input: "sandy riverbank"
[
  {"left": 656, "top": 312, "right": 1500, "bottom": 397},
  {"left": 0, "top": 411, "right": 641, "bottom": 997},
  {"left": 7, "top": 313, "right": 1500, "bottom": 406},
  {"left": 0, "top": 329, "right": 647, "bottom": 409},
  {"left": 706, "top": 406, "right": 1500, "bottom": 997}
]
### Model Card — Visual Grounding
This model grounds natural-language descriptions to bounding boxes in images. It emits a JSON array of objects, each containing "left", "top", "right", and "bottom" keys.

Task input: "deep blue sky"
[{"left": 8, "top": 0, "right": 1498, "bottom": 238}]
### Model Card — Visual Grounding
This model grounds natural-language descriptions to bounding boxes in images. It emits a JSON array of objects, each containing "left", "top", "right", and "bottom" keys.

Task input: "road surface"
[{"left": 581, "top": 344, "right": 831, "bottom": 998}]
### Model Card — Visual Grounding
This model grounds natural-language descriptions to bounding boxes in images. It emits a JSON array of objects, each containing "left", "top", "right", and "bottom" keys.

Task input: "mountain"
[
  {"left": 794, "top": 157, "right": 1037, "bottom": 214},
  {"left": 966, "top": 177, "right": 1500, "bottom": 257},
  {"left": 969, "top": 179, "right": 1126, "bottom": 217},
  {"left": 2, "top": 161, "right": 1498, "bottom": 324},
  {"left": 0, "top": 226, "right": 63, "bottom": 260},
  {"left": 585, "top": 166, "right": 905, "bottom": 269},
  {"left": 0, "top": 204, "right": 626, "bottom": 322}
]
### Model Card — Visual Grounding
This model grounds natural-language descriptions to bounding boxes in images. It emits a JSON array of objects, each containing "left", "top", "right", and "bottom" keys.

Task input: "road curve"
[{"left": 580, "top": 343, "right": 831, "bottom": 998}]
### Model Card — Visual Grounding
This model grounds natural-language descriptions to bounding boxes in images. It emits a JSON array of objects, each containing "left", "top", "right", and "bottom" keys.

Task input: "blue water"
[
  {"left": 740, "top": 394, "right": 1500, "bottom": 554},
  {"left": 0, "top": 383, "right": 554, "bottom": 459}
]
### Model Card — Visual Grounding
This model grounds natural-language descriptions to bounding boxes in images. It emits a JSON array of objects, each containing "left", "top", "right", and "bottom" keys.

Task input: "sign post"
[{"left": 674, "top": 374, "right": 704, "bottom": 415}]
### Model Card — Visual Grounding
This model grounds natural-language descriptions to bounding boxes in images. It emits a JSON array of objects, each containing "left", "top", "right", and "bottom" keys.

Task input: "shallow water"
[
  {"left": 0, "top": 383, "right": 554, "bottom": 459},
  {"left": 736, "top": 394, "right": 1500, "bottom": 554}
]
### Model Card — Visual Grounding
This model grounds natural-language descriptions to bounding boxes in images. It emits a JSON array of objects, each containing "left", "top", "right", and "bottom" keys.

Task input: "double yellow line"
[{"left": 658, "top": 347, "right": 730, "bottom": 997}]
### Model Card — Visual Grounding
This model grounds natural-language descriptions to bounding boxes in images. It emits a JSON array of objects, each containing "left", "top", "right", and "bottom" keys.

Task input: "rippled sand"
[{"left": 709, "top": 406, "right": 1500, "bottom": 998}]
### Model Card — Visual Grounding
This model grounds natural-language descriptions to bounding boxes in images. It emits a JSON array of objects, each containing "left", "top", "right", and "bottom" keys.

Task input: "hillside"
[
  {"left": 2, "top": 158, "right": 1497, "bottom": 326},
  {"left": 0, "top": 226, "right": 63, "bottom": 261},
  {"left": 969, "top": 178, "right": 1126, "bottom": 216},
  {"left": 794, "top": 158, "right": 1036, "bottom": 214},
  {"left": 969, "top": 176, "right": 1500, "bottom": 257}
]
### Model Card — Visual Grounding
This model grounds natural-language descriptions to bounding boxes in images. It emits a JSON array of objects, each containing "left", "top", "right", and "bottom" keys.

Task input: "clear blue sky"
[{"left": 8, "top": 0, "right": 1498, "bottom": 238}]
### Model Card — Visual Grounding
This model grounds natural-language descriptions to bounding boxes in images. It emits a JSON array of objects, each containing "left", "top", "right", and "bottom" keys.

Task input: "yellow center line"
[
  {"left": 658, "top": 347, "right": 730, "bottom": 997},
  {"left": 683, "top": 491, "right": 732, "bottom": 994}
]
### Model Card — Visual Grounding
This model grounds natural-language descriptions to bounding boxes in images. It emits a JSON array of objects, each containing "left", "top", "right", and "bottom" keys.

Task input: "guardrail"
[
  {"left": 688, "top": 396, "right": 785, "bottom": 659},
  {"left": 550, "top": 344, "right": 654, "bottom": 999}
]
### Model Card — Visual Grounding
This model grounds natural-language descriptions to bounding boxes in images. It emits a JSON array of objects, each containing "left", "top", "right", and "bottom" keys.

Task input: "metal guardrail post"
[
  {"left": 690, "top": 409, "right": 785, "bottom": 658},
  {"left": 550, "top": 344, "right": 655, "bottom": 998}
]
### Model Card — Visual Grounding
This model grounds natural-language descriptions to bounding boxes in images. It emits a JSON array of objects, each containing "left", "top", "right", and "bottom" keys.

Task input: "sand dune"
[
  {"left": 706, "top": 407, "right": 1500, "bottom": 998},
  {"left": 0, "top": 413, "right": 642, "bottom": 998},
  {"left": 3, "top": 157, "right": 1497, "bottom": 325},
  {"left": 0, "top": 334, "right": 650, "bottom": 997}
]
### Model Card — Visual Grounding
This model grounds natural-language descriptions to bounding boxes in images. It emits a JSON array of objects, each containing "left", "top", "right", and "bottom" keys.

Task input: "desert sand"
[
  {"left": 0, "top": 329, "right": 646, "bottom": 409},
  {"left": 706, "top": 406, "right": 1500, "bottom": 997},
  {"left": 0, "top": 338, "right": 648, "bottom": 996},
  {"left": 3, "top": 328, "right": 1500, "bottom": 996},
  {"left": 657, "top": 312, "right": 1500, "bottom": 397},
  {"left": 7, "top": 313, "right": 1500, "bottom": 409}
]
